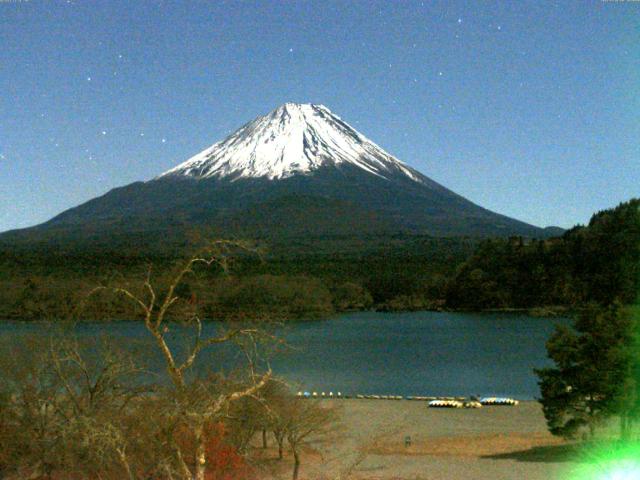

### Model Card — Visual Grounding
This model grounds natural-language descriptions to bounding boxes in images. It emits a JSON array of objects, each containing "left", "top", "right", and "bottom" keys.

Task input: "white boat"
[
  {"left": 480, "top": 397, "right": 519, "bottom": 406},
  {"left": 428, "top": 399, "right": 463, "bottom": 408}
]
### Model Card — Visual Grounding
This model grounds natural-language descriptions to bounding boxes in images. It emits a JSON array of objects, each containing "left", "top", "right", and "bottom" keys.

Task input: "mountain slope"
[{"left": 1, "top": 103, "right": 556, "bottom": 249}]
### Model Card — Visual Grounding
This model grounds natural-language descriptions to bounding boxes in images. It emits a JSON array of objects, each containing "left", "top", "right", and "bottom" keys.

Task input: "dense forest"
[
  {"left": 529, "top": 199, "right": 640, "bottom": 441},
  {"left": 0, "top": 198, "right": 637, "bottom": 321},
  {"left": 0, "top": 235, "right": 477, "bottom": 321},
  {"left": 445, "top": 198, "right": 640, "bottom": 311}
]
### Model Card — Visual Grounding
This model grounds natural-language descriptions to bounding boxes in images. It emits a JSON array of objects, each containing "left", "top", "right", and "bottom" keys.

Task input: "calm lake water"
[{"left": 0, "top": 311, "right": 567, "bottom": 400}]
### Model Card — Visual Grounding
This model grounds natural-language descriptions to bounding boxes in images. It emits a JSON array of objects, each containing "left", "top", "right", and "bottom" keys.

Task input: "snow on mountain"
[
  {"left": 159, "top": 103, "right": 422, "bottom": 183},
  {"left": 0, "top": 102, "right": 552, "bottom": 245}
]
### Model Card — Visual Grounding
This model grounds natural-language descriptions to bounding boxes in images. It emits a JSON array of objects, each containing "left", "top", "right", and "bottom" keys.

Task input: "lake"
[{"left": 0, "top": 311, "right": 567, "bottom": 400}]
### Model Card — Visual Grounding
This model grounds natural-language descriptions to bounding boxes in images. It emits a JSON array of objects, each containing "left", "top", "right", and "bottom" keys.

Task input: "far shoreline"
[{"left": 0, "top": 304, "right": 574, "bottom": 323}]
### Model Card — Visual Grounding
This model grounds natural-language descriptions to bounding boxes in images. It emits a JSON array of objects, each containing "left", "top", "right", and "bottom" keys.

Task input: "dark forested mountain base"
[
  {"left": 1, "top": 199, "right": 636, "bottom": 322},
  {"left": 0, "top": 167, "right": 553, "bottom": 252},
  {"left": 0, "top": 234, "right": 477, "bottom": 321}
]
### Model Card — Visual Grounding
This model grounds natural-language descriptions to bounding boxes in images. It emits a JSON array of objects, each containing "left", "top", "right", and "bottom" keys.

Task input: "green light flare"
[
  {"left": 595, "top": 462, "right": 640, "bottom": 480},
  {"left": 568, "top": 442, "right": 640, "bottom": 480}
]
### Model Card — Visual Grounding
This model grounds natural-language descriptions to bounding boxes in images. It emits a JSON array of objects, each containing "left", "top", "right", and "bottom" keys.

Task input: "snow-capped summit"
[
  {"left": 0, "top": 102, "right": 551, "bottom": 247},
  {"left": 160, "top": 103, "right": 422, "bottom": 182}
]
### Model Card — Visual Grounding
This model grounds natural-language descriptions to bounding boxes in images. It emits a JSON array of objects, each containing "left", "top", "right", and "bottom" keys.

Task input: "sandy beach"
[{"left": 258, "top": 399, "right": 581, "bottom": 480}]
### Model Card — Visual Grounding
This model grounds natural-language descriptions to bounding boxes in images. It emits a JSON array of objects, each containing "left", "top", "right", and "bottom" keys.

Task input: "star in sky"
[{"left": 0, "top": 0, "right": 633, "bottom": 235}]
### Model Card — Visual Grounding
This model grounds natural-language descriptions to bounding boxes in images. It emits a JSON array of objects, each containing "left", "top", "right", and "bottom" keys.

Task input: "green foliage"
[
  {"left": 330, "top": 282, "right": 373, "bottom": 311},
  {"left": 446, "top": 198, "right": 640, "bottom": 310},
  {"left": 1, "top": 198, "right": 637, "bottom": 321},
  {"left": 0, "top": 234, "right": 476, "bottom": 321},
  {"left": 206, "top": 275, "right": 334, "bottom": 321},
  {"left": 536, "top": 304, "right": 640, "bottom": 440}
]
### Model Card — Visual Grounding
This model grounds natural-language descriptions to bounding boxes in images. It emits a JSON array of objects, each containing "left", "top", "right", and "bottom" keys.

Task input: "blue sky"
[{"left": 1, "top": 0, "right": 638, "bottom": 232}]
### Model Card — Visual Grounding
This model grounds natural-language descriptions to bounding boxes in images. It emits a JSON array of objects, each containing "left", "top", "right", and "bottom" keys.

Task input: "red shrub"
[{"left": 175, "top": 421, "right": 254, "bottom": 480}]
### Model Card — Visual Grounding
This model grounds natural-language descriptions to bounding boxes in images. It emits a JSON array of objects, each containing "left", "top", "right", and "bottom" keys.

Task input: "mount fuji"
[{"left": 1, "top": 103, "right": 556, "bottom": 249}]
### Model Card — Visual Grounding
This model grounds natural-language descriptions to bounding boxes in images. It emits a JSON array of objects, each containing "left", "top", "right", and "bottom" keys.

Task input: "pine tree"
[{"left": 536, "top": 303, "right": 638, "bottom": 440}]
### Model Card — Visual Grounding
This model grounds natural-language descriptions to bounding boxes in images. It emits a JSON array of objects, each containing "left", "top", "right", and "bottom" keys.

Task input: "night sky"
[{"left": 1, "top": 0, "right": 638, "bottom": 232}]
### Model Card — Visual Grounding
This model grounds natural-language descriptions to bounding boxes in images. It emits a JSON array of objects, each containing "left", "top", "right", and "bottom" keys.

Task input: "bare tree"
[
  {"left": 0, "top": 334, "right": 158, "bottom": 480},
  {"left": 51, "top": 337, "right": 163, "bottom": 479},
  {"left": 0, "top": 336, "right": 63, "bottom": 479},
  {"left": 0, "top": 241, "right": 283, "bottom": 479},
  {"left": 255, "top": 379, "right": 292, "bottom": 460},
  {"left": 92, "top": 240, "right": 273, "bottom": 480},
  {"left": 285, "top": 399, "right": 337, "bottom": 480}
]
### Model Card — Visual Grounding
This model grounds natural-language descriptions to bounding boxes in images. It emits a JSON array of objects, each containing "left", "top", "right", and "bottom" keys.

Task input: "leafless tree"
[
  {"left": 0, "top": 335, "right": 62, "bottom": 479},
  {"left": 0, "top": 333, "right": 158, "bottom": 480},
  {"left": 0, "top": 240, "right": 296, "bottom": 480},
  {"left": 92, "top": 240, "right": 274, "bottom": 480},
  {"left": 254, "top": 382, "right": 338, "bottom": 480},
  {"left": 254, "top": 379, "right": 292, "bottom": 460},
  {"left": 285, "top": 399, "right": 338, "bottom": 480}
]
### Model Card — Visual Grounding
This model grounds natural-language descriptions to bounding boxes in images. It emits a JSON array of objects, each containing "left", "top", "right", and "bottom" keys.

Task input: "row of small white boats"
[
  {"left": 296, "top": 391, "right": 519, "bottom": 407},
  {"left": 428, "top": 397, "right": 519, "bottom": 408},
  {"left": 297, "top": 391, "right": 346, "bottom": 398}
]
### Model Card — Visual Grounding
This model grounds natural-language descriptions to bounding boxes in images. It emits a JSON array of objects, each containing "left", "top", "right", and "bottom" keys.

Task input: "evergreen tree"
[
  {"left": 616, "top": 304, "right": 640, "bottom": 440},
  {"left": 536, "top": 303, "right": 639, "bottom": 439}
]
